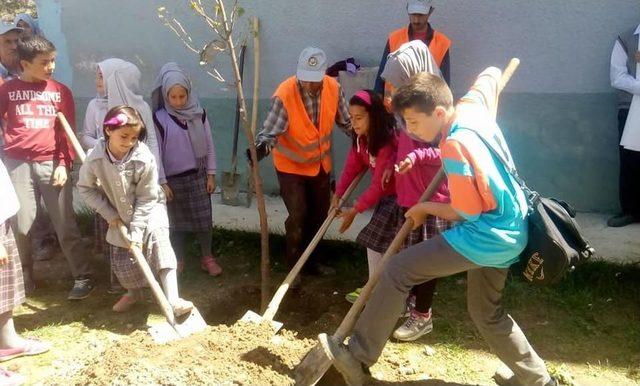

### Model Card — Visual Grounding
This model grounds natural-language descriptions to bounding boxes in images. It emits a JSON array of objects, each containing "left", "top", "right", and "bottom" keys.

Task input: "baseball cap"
[
  {"left": 0, "top": 22, "right": 22, "bottom": 35},
  {"left": 407, "top": 0, "right": 433, "bottom": 15},
  {"left": 296, "top": 47, "right": 327, "bottom": 82}
]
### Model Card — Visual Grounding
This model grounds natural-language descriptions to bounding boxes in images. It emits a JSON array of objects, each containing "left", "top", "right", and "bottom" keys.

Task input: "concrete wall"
[{"left": 36, "top": 0, "right": 640, "bottom": 212}]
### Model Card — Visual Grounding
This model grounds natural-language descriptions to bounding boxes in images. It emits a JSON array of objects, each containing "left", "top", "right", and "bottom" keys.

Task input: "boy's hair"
[
  {"left": 102, "top": 105, "right": 148, "bottom": 142},
  {"left": 392, "top": 72, "right": 453, "bottom": 116},
  {"left": 17, "top": 35, "right": 56, "bottom": 63},
  {"left": 349, "top": 90, "right": 397, "bottom": 157}
]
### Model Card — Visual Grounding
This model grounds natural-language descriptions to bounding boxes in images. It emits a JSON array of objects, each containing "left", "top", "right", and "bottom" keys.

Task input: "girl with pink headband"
[{"left": 330, "top": 89, "right": 398, "bottom": 303}]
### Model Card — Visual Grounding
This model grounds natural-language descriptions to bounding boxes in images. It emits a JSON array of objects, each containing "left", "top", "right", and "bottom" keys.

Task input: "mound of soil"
[{"left": 71, "top": 322, "right": 315, "bottom": 385}]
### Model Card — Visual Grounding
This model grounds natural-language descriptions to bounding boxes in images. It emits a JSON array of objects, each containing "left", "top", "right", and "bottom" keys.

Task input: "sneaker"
[
  {"left": 393, "top": 310, "right": 433, "bottom": 341},
  {"left": 0, "top": 367, "right": 25, "bottom": 386},
  {"left": 171, "top": 298, "right": 194, "bottom": 317},
  {"left": 112, "top": 295, "right": 138, "bottom": 312},
  {"left": 67, "top": 278, "right": 95, "bottom": 300},
  {"left": 200, "top": 255, "right": 222, "bottom": 276},
  {"left": 318, "top": 333, "right": 368, "bottom": 386},
  {"left": 607, "top": 214, "right": 638, "bottom": 227},
  {"left": 345, "top": 288, "right": 362, "bottom": 303}
]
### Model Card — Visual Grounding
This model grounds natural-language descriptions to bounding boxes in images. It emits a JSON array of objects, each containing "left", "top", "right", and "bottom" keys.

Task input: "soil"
[{"left": 69, "top": 323, "right": 314, "bottom": 386}]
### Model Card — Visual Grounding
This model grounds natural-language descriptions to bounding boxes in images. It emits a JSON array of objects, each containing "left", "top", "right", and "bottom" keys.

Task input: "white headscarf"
[
  {"left": 97, "top": 58, "right": 160, "bottom": 166},
  {"left": 381, "top": 40, "right": 441, "bottom": 89},
  {"left": 151, "top": 62, "right": 207, "bottom": 160}
]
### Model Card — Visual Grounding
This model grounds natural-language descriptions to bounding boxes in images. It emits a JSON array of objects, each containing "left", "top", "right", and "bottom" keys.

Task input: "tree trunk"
[{"left": 218, "top": 1, "right": 270, "bottom": 312}]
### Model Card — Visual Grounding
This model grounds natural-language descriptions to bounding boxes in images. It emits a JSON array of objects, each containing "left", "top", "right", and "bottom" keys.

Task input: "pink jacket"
[
  {"left": 395, "top": 131, "right": 450, "bottom": 208},
  {"left": 335, "top": 135, "right": 397, "bottom": 213}
]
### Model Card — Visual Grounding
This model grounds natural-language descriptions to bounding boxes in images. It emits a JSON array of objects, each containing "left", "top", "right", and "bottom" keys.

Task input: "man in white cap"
[
  {"left": 0, "top": 22, "right": 22, "bottom": 85},
  {"left": 374, "top": 0, "right": 451, "bottom": 100},
  {"left": 251, "top": 46, "right": 351, "bottom": 274}
]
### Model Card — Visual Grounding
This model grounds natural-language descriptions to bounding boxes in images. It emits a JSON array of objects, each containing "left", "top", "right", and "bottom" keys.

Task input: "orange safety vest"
[
  {"left": 385, "top": 26, "right": 451, "bottom": 95},
  {"left": 271, "top": 76, "right": 339, "bottom": 176}
]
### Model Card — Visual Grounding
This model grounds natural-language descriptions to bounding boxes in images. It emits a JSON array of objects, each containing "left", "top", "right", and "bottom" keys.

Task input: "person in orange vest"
[
  {"left": 250, "top": 47, "right": 352, "bottom": 274},
  {"left": 374, "top": 0, "right": 451, "bottom": 99}
]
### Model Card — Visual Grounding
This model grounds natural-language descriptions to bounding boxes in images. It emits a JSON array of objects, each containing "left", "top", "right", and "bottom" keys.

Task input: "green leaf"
[{"left": 236, "top": 7, "right": 245, "bottom": 17}]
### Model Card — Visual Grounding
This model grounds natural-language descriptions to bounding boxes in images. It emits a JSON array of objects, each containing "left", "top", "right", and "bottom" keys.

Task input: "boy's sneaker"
[
  {"left": 318, "top": 333, "right": 368, "bottom": 386},
  {"left": 393, "top": 309, "right": 433, "bottom": 341},
  {"left": 345, "top": 288, "right": 362, "bottom": 303},
  {"left": 67, "top": 277, "right": 95, "bottom": 300},
  {"left": 493, "top": 365, "right": 558, "bottom": 386}
]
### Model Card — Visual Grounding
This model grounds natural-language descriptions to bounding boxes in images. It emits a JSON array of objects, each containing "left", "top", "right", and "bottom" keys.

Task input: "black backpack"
[{"left": 459, "top": 127, "right": 595, "bottom": 285}]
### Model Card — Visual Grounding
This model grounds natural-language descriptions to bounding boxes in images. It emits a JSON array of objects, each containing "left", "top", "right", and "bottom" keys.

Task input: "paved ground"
[{"left": 212, "top": 193, "right": 640, "bottom": 265}]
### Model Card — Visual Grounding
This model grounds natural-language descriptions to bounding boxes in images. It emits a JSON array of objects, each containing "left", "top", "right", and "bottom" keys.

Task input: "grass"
[{"left": 14, "top": 216, "right": 640, "bottom": 385}]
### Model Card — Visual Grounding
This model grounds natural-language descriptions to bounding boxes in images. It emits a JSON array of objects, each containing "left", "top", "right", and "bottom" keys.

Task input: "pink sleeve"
[
  {"left": 354, "top": 144, "right": 395, "bottom": 213},
  {"left": 335, "top": 146, "right": 367, "bottom": 198},
  {"left": 406, "top": 145, "right": 442, "bottom": 167}
]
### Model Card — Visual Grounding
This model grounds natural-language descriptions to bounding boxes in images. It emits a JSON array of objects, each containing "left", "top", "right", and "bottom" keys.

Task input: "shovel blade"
[
  {"left": 221, "top": 172, "right": 242, "bottom": 206},
  {"left": 239, "top": 310, "right": 283, "bottom": 332},
  {"left": 148, "top": 307, "right": 208, "bottom": 344}
]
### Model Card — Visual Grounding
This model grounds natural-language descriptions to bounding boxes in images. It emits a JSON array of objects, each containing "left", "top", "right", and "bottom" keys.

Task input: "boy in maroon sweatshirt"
[{"left": 0, "top": 35, "right": 93, "bottom": 300}]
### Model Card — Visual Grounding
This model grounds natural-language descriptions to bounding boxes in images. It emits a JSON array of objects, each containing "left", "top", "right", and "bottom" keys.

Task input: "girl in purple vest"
[{"left": 151, "top": 63, "right": 221, "bottom": 277}]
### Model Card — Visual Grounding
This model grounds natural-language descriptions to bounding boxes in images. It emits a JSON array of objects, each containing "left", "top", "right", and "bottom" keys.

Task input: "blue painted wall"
[{"left": 38, "top": 0, "right": 640, "bottom": 212}]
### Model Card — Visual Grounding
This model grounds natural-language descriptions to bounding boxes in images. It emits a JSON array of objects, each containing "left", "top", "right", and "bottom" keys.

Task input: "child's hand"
[
  {"left": 52, "top": 166, "right": 68, "bottom": 187},
  {"left": 395, "top": 157, "right": 414, "bottom": 174},
  {"left": 329, "top": 194, "right": 341, "bottom": 214},
  {"left": 0, "top": 244, "right": 8, "bottom": 266},
  {"left": 109, "top": 218, "right": 124, "bottom": 229},
  {"left": 130, "top": 241, "right": 143, "bottom": 253},
  {"left": 381, "top": 168, "right": 393, "bottom": 190},
  {"left": 206, "top": 174, "right": 216, "bottom": 194},
  {"left": 162, "top": 183, "right": 174, "bottom": 202},
  {"left": 405, "top": 203, "right": 430, "bottom": 230},
  {"left": 337, "top": 207, "right": 358, "bottom": 233}
]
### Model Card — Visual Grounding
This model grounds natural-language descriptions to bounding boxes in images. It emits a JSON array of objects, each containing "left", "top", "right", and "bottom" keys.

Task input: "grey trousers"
[
  {"left": 348, "top": 235, "right": 551, "bottom": 386},
  {"left": 4, "top": 158, "right": 92, "bottom": 279}
]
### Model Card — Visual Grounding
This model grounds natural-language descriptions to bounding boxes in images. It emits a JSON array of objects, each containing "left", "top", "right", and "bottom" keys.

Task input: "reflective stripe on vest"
[{"left": 271, "top": 76, "right": 339, "bottom": 176}]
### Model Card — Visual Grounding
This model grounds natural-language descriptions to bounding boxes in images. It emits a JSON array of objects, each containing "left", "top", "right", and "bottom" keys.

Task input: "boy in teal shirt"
[{"left": 320, "top": 69, "right": 555, "bottom": 386}]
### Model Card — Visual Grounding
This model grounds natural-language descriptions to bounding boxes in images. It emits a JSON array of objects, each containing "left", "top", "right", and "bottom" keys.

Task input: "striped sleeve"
[
  {"left": 458, "top": 67, "right": 502, "bottom": 114},
  {"left": 441, "top": 139, "right": 497, "bottom": 221}
]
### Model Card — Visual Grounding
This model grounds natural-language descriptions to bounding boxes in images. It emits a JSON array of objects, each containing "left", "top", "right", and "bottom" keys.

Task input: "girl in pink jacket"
[{"left": 331, "top": 90, "right": 398, "bottom": 303}]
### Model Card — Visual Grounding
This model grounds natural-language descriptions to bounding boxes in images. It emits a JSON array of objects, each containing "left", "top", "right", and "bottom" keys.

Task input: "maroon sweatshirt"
[{"left": 0, "top": 78, "right": 75, "bottom": 167}]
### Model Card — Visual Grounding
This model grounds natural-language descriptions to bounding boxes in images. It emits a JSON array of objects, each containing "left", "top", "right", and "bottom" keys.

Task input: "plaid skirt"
[
  {"left": 395, "top": 205, "right": 453, "bottom": 249},
  {"left": 110, "top": 227, "right": 177, "bottom": 290},
  {"left": 356, "top": 196, "right": 399, "bottom": 253},
  {"left": 0, "top": 221, "right": 25, "bottom": 314},
  {"left": 166, "top": 169, "right": 212, "bottom": 232}
]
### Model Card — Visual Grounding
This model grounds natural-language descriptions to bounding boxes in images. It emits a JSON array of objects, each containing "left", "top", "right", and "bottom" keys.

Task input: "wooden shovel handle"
[
  {"left": 57, "top": 112, "right": 86, "bottom": 162},
  {"left": 117, "top": 225, "right": 176, "bottom": 326}
]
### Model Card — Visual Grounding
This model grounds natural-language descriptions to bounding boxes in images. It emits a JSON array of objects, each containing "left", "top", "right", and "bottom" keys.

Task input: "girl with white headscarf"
[
  {"left": 81, "top": 59, "right": 160, "bottom": 171},
  {"left": 151, "top": 62, "right": 220, "bottom": 277}
]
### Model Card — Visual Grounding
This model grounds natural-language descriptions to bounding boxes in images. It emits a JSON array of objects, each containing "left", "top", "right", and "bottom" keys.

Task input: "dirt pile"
[{"left": 69, "top": 322, "right": 315, "bottom": 385}]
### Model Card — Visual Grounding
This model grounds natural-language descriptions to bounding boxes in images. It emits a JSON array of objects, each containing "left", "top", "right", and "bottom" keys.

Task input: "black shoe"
[
  {"left": 607, "top": 214, "right": 638, "bottom": 227},
  {"left": 68, "top": 277, "right": 95, "bottom": 300},
  {"left": 318, "top": 333, "right": 367, "bottom": 386}
]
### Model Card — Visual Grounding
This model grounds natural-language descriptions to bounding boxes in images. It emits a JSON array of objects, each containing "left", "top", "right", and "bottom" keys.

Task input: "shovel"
[
  {"left": 240, "top": 171, "right": 366, "bottom": 332},
  {"left": 294, "top": 58, "right": 521, "bottom": 385},
  {"left": 57, "top": 112, "right": 207, "bottom": 344},
  {"left": 221, "top": 42, "right": 248, "bottom": 206}
]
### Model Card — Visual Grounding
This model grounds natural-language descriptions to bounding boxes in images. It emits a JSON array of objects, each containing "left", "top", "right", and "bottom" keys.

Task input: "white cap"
[
  {"left": 407, "top": 0, "right": 433, "bottom": 15},
  {"left": 0, "top": 22, "right": 22, "bottom": 36},
  {"left": 296, "top": 47, "right": 327, "bottom": 82}
]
